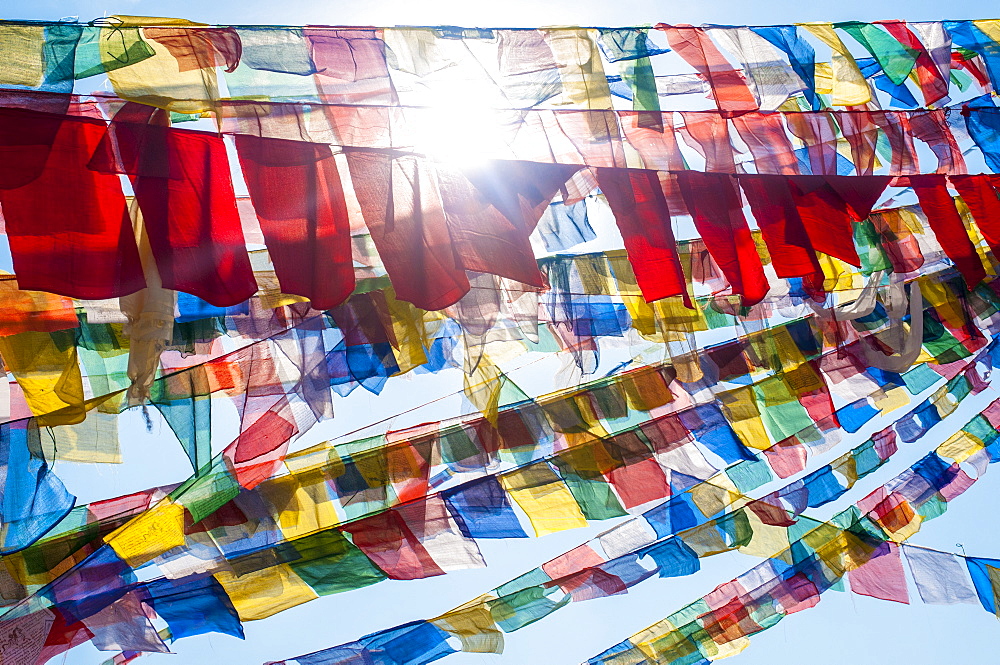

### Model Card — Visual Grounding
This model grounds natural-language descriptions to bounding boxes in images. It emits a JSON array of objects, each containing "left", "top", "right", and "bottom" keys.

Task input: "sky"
[{"left": 3, "top": 1, "right": 1000, "bottom": 664}]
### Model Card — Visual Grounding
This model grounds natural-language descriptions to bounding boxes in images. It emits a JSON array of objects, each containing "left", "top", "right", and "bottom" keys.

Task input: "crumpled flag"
[
  {"left": 105, "top": 16, "right": 234, "bottom": 113},
  {"left": 0, "top": 330, "right": 85, "bottom": 426},
  {"left": 800, "top": 23, "right": 872, "bottom": 106},
  {"left": 92, "top": 103, "right": 257, "bottom": 308},
  {"left": 905, "top": 175, "right": 987, "bottom": 288},
  {"left": 657, "top": 24, "right": 758, "bottom": 111},
  {"left": 709, "top": 27, "right": 806, "bottom": 111}
]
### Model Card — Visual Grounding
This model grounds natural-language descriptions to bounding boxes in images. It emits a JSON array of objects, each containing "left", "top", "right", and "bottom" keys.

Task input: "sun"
[{"left": 404, "top": 101, "right": 515, "bottom": 167}]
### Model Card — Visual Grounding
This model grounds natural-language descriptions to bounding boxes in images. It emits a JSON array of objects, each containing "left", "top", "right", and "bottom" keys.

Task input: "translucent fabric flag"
[
  {"left": 965, "top": 103, "right": 1000, "bottom": 174},
  {"left": 835, "top": 22, "right": 916, "bottom": 86},
  {"left": 786, "top": 175, "right": 891, "bottom": 267},
  {"left": 0, "top": 279, "right": 77, "bottom": 337},
  {"left": 229, "top": 392, "right": 308, "bottom": 493},
  {"left": 737, "top": 175, "right": 823, "bottom": 280},
  {"left": 305, "top": 28, "right": 397, "bottom": 106},
  {"left": 708, "top": 27, "right": 806, "bottom": 111},
  {"left": 430, "top": 597, "right": 504, "bottom": 655},
  {"left": 675, "top": 172, "right": 769, "bottom": 305},
  {"left": 489, "top": 572, "right": 572, "bottom": 632},
  {"left": 344, "top": 150, "right": 470, "bottom": 311},
  {"left": 643, "top": 494, "right": 698, "bottom": 539},
  {"left": 36, "top": 409, "right": 121, "bottom": 465},
  {"left": 91, "top": 104, "right": 257, "bottom": 307},
  {"left": 837, "top": 110, "right": 880, "bottom": 176},
  {"left": 215, "top": 562, "right": 318, "bottom": 621},
  {"left": 236, "top": 27, "right": 316, "bottom": 75},
  {"left": 44, "top": 546, "right": 138, "bottom": 625},
  {"left": 107, "top": 498, "right": 189, "bottom": 568},
  {"left": 140, "top": 576, "right": 244, "bottom": 639},
  {"left": 909, "top": 109, "right": 967, "bottom": 174},
  {"left": 0, "top": 420, "right": 75, "bottom": 553},
  {"left": 880, "top": 21, "right": 951, "bottom": 106},
  {"left": 150, "top": 366, "right": 212, "bottom": 474},
  {"left": 356, "top": 620, "right": 457, "bottom": 665},
  {"left": 618, "top": 111, "right": 687, "bottom": 172},
  {"left": 678, "top": 404, "right": 757, "bottom": 465},
  {"left": 0, "top": 109, "right": 145, "bottom": 300},
  {"left": 224, "top": 28, "right": 319, "bottom": 101},
  {"left": 614, "top": 365, "right": 675, "bottom": 412},
  {"left": 235, "top": 135, "right": 355, "bottom": 310},
  {"left": 534, "top": 200, "right": 595, "bottom": 252},
  {"left": 905, "top": 175, "right": 987, "bottom": 288},
  {"left": 258, "top": 468, "right": 338, "bottom": 543},
  {"left": 142, "top": 24, "right": 240, "bottom": 75},
  {"left": 678, "top": 112, "right": 736, "bottom": 173},
  {"left": 784, "top": 111, "right": 841, "bottom": 176},
  {"left": 903, "top": 545, "right": 978, "bottom": 605},
  {"left": 327, "top": 291, "right": 401, "bottom": 395},
  {"left": 598, "top": 28, "right": 670, "bottom": 62},
  {"left": 911, "top": 22, "right": 955, "bottom": 88},
  {"left": 82, "top": 591, "right": 169, "bottom": 653},
  {"left": 730, "top": 112, "right": 799, "bottom": 175},
  {"left": 945, "top": 21, "right": 1000, "bottom": 92},
  {"left": 282, "top": 529, "right": 388, "bottom": 596},
  {"left": 594, "top": 168, "right": 688, "bottom": 303},
  {"left": 0, "top": 330, "right": 85, "bottom": 426},
  {"left": 868, "top": 208, "right": 923, "bottom": 274},
  {"left": 657, "top": 25, "right": 758, "bottom": 111},
  {"left": 495, "top": 30, "right": 562, "bottom": 108},
  {"left": 15, "top": 26, "right": 82, "bottom": 95},
  {"left": 73, "top": 23, "right": 154, "bottom": 80},
  {"left": 754, "top": 377, "right": 816, "bottom": 444},
  {"left": 105, "top": 17, "right": 234, "bottom": 113},
  {"left": 541, "top": 29, "right": 614, "bottom": 114},
  {"left": 847, "top": 541, "right": 909, "bottom": 603},
  {"left": 437, "top": 160, "right": 581, "bottom": 287},
  {"left": 442, "top": 476, "right": 529, "bottom": 539},
  {"left": 0, "top": 607, "right": 54, "bottom": 664},
  {"left": 598, "top": 27, "right": 665, "bottom": 116},
  {"left": 870, "top": 111, "right": 921, "bottom": 176},
  {"left": 218, "top": 341, "right": 308, "bottom": 490},
  {"left": 640, "top": 537, "right": 701, "bottom": 578},
  {"left": 605, "top": 454, "right": 669, "bottom": 510},
  {"left": 0, "top": 25, "right": 50, "bottom": 87},
  {"left": 751, "top": 26, "right": 819, "bottom": 109},
  {"left": 394, "top": 495, "right": 487, "bottom": 572},
  {"left": 338, "top": 508, "right": 445, "bottom": 580},
  {"left": 274, "top": 315, "right": 334, "bottom": 423},
  {"left": 559, "top": 467, "right": 628, "bottom": 521},
  {"left": 500, "top": 463, "right": 589, "bottom": 536},
  {"left": 174, "top": 293, "right": 248, "bottom": 322},
  {"left": 950, "top": 175, "right": 1000, "bottom": 256},
  {"left": 965, "top": 556, "right": 1000, "bottom": 617},
  {"left": 800, "top": 23, "right": 872, "bottom": 106}
]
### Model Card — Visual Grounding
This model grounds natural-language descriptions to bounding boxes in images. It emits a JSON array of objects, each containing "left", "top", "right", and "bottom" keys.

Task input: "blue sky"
[{"left": 3, "top": 1, "right": 999, "bottom": 664}]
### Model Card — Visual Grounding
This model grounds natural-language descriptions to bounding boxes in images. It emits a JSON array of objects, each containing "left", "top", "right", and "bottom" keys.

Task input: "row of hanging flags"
[
  {"left": 7, "top": 311, "right": 999, "bottom": 665},
  {"left": 0, "top": 11, "right": 998, "bottom": 665}
]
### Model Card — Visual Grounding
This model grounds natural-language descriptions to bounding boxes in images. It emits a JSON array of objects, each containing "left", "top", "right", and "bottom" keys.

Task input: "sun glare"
[{"left": 406, "top": 102, "right": 514, "bottom": 167}]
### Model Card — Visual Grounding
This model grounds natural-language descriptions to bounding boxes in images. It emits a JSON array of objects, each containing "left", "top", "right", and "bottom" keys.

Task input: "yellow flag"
[{"left": 801, "top": 23, "right": 871, "bottom": 106}]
